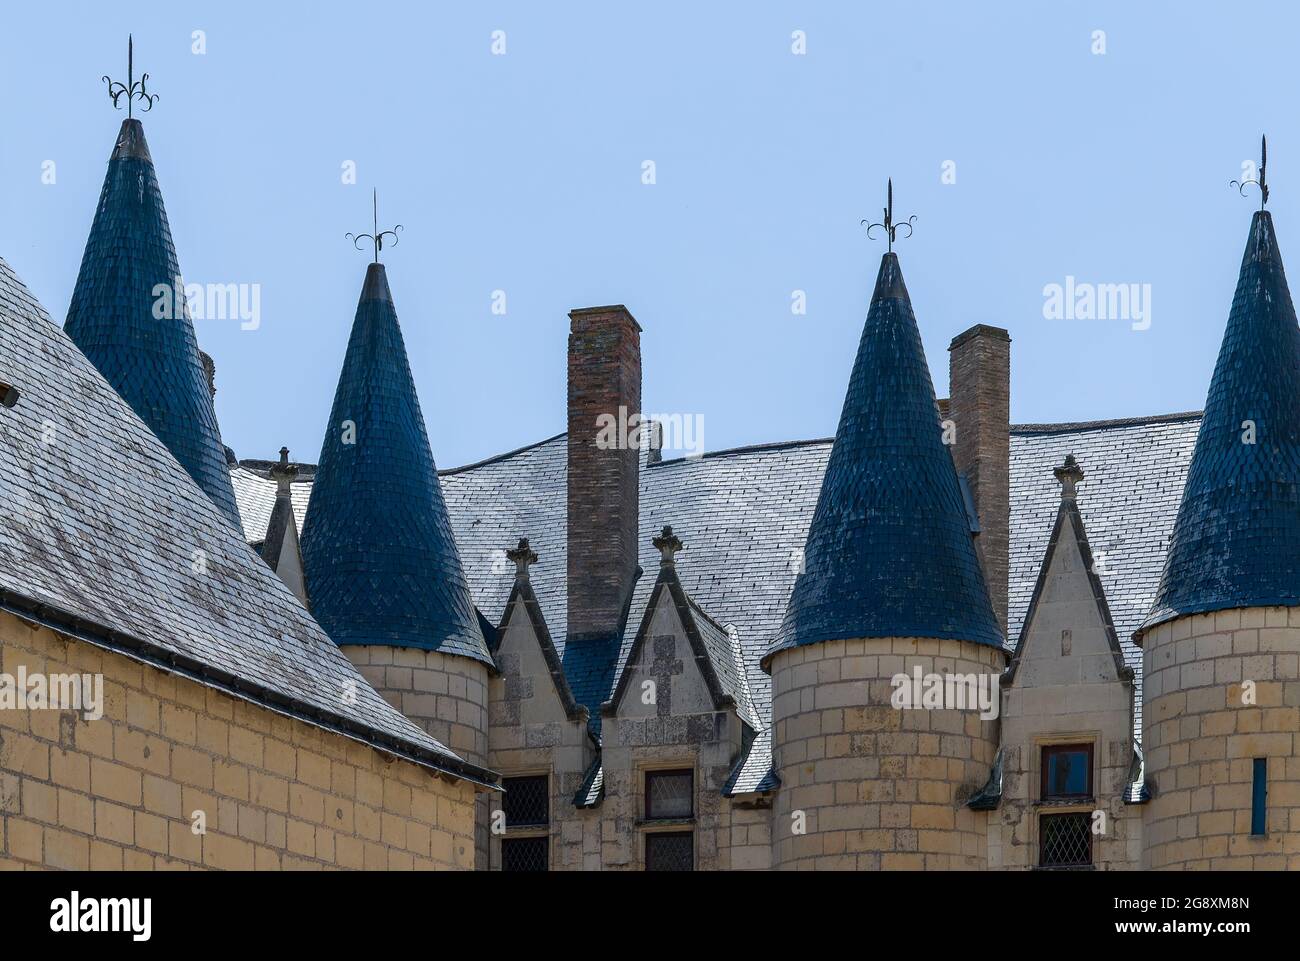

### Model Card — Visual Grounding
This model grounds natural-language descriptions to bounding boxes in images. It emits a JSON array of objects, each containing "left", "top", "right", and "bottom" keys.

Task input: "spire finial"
[
  {"left": 653, "top": 525, "right": 684, "bottom": 566},
  {"left": 505, "top": 537, "right": 539, "bottom": 581},
  {"left": 102, "top": 34, "right": 158, "bottom": 120},
  {"left": 1231, "top": 135, "right": 1270, "bottom": 210},
  {"left": 270, "top": 446, "right": 298, "bottom": 495},
  {"left": 1053, "top": 453, "right": 1084, "bottom": 501},
  {"left": 862, "top": 178, "right": 916, "bottom": 254},
  {"left": 346, "top": 189, "right": 403, "bottom": 264}
]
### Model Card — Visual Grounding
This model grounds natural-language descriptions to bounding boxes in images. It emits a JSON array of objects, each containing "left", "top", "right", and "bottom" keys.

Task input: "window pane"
[
  {"left": 1040, "top": 813, "right": 1092, "bottom": 867},
  {"left": 502, "top": 836, "right": 549, "bottom": 872},
  {"left": 1043, "top": 746, "right": 1091, "bottom": 799},
  {"left": 503, "top": 775, "right": 549, "bottom": 827},
  {"left": 645, "top": 832, "right": 694, "bottom": 871},
  {"left": 1251, "top": 757, "right": 1267, "bottom": 836},
  {"left": 646, "top": 770, "right": 693, "bottom": 819}
]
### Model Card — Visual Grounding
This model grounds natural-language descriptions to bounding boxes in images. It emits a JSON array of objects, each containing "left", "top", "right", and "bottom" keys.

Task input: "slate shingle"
[
  {"left": 299, "top": 264, "right": 491, "bottom": 665},
  {"left": 765, "top": 252, "right": 1003, "bottom": 663},
  {"left": 0, "top": 255, "right": 489, "bottom": 784},
  {"left": 1140, "top": 211, "right": 1300, "bottom": 634},
  {"left": 63, "top": 119, "right": 242, "bottom": 532}
]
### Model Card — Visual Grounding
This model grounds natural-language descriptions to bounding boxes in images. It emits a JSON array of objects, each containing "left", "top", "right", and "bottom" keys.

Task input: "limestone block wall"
[
  {"left": 727, "top": 802, "right": 773, "bottom": 871},
  {"left": 341, "top": 645, "right": 491, "bottom": 868},
  {"left": 769, "top": 637, "right": 1004, "bottom": 870},
  {"left": 1141, "top": 607, "right": 1300, "bottom": 870},
  {"left": 487, "top": 600, "right": 595, "bottom": 870},
  {"left": 0, "top": 613, "right": 480, "bottom": 870}
]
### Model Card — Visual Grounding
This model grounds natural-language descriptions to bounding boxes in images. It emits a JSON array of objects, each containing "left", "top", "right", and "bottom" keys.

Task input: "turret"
[
  {"left": 763, "top": 187, "right": 1004, "bottom": 869},
  {"left": 1136, "top": 146, "right": 1300, "bottom": 870},
  {"left": 300, "top": 202, "right": 494, "bottom": 865},
  {"left": 64, "top": 39, "right": 241, "bottom": 530}
]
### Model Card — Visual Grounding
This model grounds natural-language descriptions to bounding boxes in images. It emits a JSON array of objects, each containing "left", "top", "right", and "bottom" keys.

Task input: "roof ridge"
[{"left": 1012, "top": 410, "right": 1203, "bottom": 435}]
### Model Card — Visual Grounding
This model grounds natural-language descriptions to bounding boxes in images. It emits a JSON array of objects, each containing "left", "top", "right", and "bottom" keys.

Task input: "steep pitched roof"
[
  {"left": 0, "top": 255, "right": 492, "bottom": 786},
  {"left": 764, "top": 252, "right": 1002, "bottom": 666},
  {"left": 1141, "top": 211, "right": 1300, "bottom": 636},
  {"left": 63, "top": 119, "right": 242, "bottom": 531},
  {"left": 299, "top": 264, "right": 491, "bottom": 665}
]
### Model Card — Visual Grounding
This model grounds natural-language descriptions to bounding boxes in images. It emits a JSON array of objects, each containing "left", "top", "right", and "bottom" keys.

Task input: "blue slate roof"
[
  {"left": 1141, "top": 211, "right": 1300, "bottom": 634},
  {"left": 764, "top": 252, "right": 1003, "bottom": 664},
  {"left": 0, "top": 254, "right": 492, "bottom": 785},
  {"left": 63, "top": 120, "right": 242, "bottom": 532},
  {"left": 300, "top": 264, "right": 491, "bottom": 665}
]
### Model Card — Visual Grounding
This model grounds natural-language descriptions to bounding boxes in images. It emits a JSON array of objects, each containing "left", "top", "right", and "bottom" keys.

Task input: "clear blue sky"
[{"left": 0, "top": 2, "right": 1290, "bottom": 467}]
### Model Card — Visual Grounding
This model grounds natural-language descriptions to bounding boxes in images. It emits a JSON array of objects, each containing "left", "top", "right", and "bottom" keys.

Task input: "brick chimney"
[
  {"left": 947, "top": 324, "right": 1011, "bottom": 634},
  {"left": 567, "top": 305, "right": 643, "bottom": 641}
]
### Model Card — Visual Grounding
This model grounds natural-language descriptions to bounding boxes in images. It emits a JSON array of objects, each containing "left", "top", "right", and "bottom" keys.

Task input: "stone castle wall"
[
  {"left": 1141, "top": 607, "right": 1300, "bottom": 870},
  {"left": 0, "top": 613, "right": 480, "bottom": 870},
  {"left": 341, "top": 645, "right": 491, "bottom": 868},
  {"left": 769, "top": 636, "right": 1004, "bottom": 869}
]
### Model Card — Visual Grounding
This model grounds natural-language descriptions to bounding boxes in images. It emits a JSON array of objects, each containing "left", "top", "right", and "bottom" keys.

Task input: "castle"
[{"left": 1, "top": 103, "right": 1298, "bottom": 871}]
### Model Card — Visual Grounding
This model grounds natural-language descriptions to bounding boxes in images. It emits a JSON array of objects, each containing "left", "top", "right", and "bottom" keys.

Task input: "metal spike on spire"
[
  {"left": 1231, "top": 135, "right": 1270, "bottom": 210},
  {"left": 103, "top": 34, "right": 159, "bottom": 119},
  {"left": 862, "top": 178, "right": 916, "bottom": 253},
  {"left": 346, "top": 189, "right": 403, "bottom": 264}
]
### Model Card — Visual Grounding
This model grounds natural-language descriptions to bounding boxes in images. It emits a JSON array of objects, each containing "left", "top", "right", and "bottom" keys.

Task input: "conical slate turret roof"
[
  {"left": 300, "top": 263, "right": 491, "bottom": 665},
  {"left": 64, "top": 119, "right": 242, "bottom": 531},
  {"left": 1140, "top": 211, "right": 1300, "bottom": 634},
  {"left": 764, "top": 252, "right": 1002, "bottom": 666}
]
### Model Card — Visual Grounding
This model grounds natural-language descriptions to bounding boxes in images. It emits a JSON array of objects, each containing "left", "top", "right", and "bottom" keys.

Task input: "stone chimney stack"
[
  {"left": 567, "top": 305, "right": 643, "bottom": 641},
  {"left": 948, "top": 324, "right": 1011, "bottom": 632}
]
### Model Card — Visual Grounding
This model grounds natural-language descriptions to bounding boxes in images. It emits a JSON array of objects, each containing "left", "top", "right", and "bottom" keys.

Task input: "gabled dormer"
[{"left": 991, "top": 455, "right": 1140, "bottom": 871}]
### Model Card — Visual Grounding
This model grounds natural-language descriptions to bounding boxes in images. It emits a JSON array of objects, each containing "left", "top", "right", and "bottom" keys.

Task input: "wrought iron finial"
[
  {"left": 102, "top": 35, "right": 158, "bottom": 119},
  {"left": 1231, "top": 135, "right": 1269, "bottom": 210},
  {"left": 862, "top": 178, "right": 916, "bottom": 253},
  {"left": 346, "top": 189, "right": 403, "bottom": 264}
]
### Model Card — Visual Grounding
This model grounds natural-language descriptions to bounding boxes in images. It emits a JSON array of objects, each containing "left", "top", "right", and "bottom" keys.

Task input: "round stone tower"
[
  {"left": 1136, "top": 207, "right": 1300, "bottom": 870},
  {"left": 763, "top": 247, "right": 1005, "bottom": 870},
  {"left": 301, "top": 261, "right": 494, "bottom": 868}
]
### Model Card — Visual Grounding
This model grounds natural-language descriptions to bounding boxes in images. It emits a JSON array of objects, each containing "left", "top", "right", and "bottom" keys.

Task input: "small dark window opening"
[
  {"left": 1251, "top": 757, "right": 1267, "bottom": 837},
  {"left": 503, "top": 775, "right": 549, "bottom": 828},
  {"left": 501, "top": 836, "right": 549, "bottom": 872},
  {"left": 1041, "top": 743, "right": 1093, "bottom": 801},
  {"left": 645, "top": 831, "right": 694, "bottom": 871},
  {"left": 1039, "top": 812, "right": 1093, "bottom": 867},
  {"left": 645, "top": 769, "right": 694, "bottom": 820}
]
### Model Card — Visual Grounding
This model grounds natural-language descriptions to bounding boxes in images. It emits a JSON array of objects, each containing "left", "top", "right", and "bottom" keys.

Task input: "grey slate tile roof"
[
  {"left": 236, "top": 415, "right": 1197, "bottom": 733},
  {"left": 0, "top": 255, "right": 491, "bottom": 786},
  {"left": 723, "top": 727, "right": 780, "bottom": 796}
]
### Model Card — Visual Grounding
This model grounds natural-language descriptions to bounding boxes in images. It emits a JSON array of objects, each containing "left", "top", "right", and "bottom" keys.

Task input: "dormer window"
[{"left": 1041, "top": 743, "right": 1093, "bottom": 801}]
